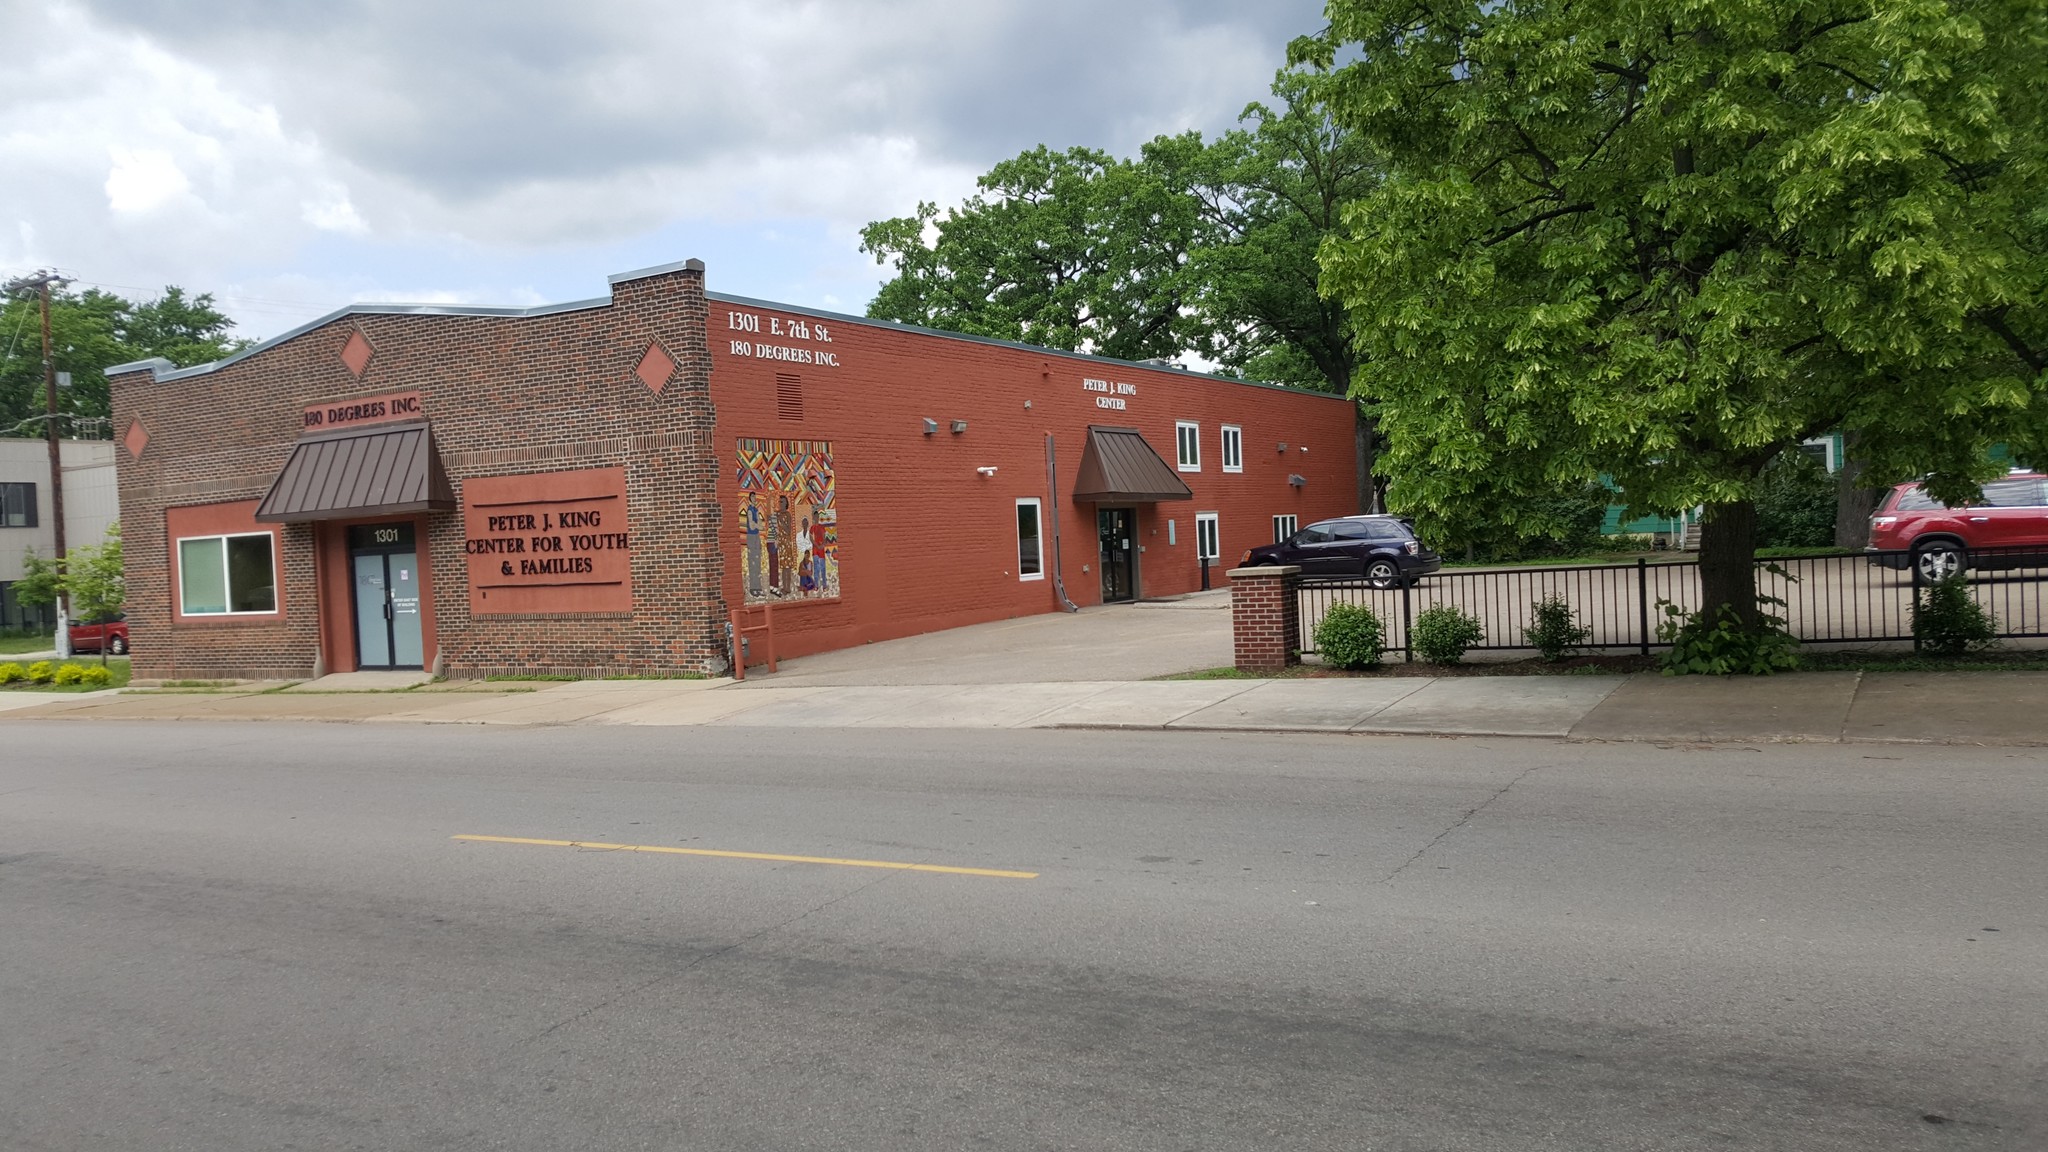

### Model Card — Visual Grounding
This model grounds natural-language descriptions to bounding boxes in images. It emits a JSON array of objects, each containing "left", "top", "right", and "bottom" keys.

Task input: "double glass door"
[{"left": 349, "top": 523, "right": 423, "bottom": 670}]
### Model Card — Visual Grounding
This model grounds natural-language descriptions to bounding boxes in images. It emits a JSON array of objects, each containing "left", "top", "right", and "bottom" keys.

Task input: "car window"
[
  {"left": 1894, "top": 487, "right": 1945, "bottom": 511},
  {"left": 1330, "top": 522, "right": 1374, "bottom": 541},
  {"left": 1293, "top": 524, "right": 1335, "bottom": 544},
  {"left": 1365, "top": 520, "right": 1410, "bottom": 541},
  {"left": 1982, "top": 479, "right": 2047, "bottom": 508}
]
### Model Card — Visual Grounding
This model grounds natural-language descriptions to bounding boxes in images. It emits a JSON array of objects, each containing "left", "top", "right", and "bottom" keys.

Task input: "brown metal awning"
[
  {"left": 255, "top": 422, "right": 455, "bottom": 523},
  {"left": 1071, "top": 426, "right": 1193, "bottom": 503}
]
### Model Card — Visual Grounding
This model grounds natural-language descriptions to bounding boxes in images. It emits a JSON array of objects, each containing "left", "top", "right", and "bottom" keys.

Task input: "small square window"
[
  {"left": 1272, "top": 514, "right": 1297, "bottom": 544},
  {"left": 1176, "top": 421, "right": 1200, "bottom": 472},
  {"left": 1195, "top": 512, "right": 1220, "bottom": 561},
  {"left": 1220, "top": 426, "right": 1242, "bottom": 473}
]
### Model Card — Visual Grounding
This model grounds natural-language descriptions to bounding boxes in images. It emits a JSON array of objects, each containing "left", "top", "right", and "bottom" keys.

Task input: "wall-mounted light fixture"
[
  {"left": 1288, "top": 473, "right": 1307, "bottom": 487},
  {"left": 922, "top": 418, "right": 938, "bottom": 435},
  {"left": 976, "top": 466, "right": 998, "bottom": 476},
  {"left": 951, "top": 420, "right": 968, "bottom": 434},
  {"left": 1276, "top": 441, "right": 1288, "bottom": 453}
]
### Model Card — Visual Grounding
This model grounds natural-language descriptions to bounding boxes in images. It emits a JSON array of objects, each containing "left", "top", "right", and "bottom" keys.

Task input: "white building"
[{"left": 0, "top": 437, "right": 119, "bottom": 632}]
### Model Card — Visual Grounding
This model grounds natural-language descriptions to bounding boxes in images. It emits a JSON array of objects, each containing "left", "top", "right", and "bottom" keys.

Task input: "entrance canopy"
[
  {"left": 1071, "top": 426, "right": 1193, "bottom": 503},
  {"left": 256, "top": 422, "right": 456, "bottom": 523}
]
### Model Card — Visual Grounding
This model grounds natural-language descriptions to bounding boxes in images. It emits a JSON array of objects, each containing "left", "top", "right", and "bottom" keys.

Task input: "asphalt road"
[{"left": 2, "top": 723, "right": 2042, "bottom": 1151}]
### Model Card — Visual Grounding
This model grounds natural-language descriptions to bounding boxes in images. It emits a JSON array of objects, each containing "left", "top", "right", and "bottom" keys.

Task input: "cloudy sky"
[{"left": 2, "top": 0, "right": 1325, "bottom": 339}]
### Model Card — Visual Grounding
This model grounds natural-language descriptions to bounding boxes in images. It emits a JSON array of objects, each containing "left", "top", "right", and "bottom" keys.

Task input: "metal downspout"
[{"left": 1046, "top": 433, "right": 1079, "bottom": 613}]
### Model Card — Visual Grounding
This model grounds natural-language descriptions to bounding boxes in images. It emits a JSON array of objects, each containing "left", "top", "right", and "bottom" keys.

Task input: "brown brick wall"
[{"left": 109, "top": 265, "right": 727, "bottom": 681}]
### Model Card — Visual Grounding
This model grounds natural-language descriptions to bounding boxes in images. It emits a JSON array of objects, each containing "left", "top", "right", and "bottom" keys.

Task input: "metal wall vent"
[{"left": 775, "top": 373, "right": 803, "bottom": 421}]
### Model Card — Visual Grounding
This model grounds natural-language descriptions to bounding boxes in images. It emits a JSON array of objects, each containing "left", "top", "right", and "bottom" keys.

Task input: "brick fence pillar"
[{"left": 1228, "top": 565, "right": 1301, "bottom": 674}]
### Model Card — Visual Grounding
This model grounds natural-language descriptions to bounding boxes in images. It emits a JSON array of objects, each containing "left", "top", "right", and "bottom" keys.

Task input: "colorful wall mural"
[{"left": 736, "top": 438, "right": 838, "bottom": 602}]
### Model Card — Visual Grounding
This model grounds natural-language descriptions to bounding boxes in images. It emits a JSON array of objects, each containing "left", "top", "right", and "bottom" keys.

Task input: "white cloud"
[
  {"left": 104, "top": 148, "right": 193, "bottom": 214},
  {"left": 6, "top": 0, "right": 1325, "bottom": 334}
]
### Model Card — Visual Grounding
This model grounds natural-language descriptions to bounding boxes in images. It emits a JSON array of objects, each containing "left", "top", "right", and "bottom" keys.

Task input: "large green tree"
[
  {"left": 1300, "top": 0, "right": 2047, "bottom": 633},
  {"left": 861, "top": 70, "right": 1390, "bottom": 510},
  {"left": 1, "top": 286, "right": 245, "bottom": 436}
]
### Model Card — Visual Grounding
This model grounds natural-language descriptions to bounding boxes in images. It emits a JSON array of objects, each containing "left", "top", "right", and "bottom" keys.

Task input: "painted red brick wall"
[{"left": 707, "top": 297, "right": 1359, "bottom": 660}]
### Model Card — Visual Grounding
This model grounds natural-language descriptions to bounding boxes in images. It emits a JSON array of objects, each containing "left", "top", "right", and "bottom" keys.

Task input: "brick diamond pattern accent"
[
  {"left": 635, "top": 342, "right": 676, "bottom": 395},
  {"left": 123, "top": 418, "right": 150, "bottom": 460},
  {"left": 339, "top": 330, "right": 374, "bottom": 377}
]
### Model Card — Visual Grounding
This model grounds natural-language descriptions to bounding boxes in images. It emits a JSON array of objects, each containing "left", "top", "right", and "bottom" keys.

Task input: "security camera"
[{"left": 977, "top": 466, "right": 998, "bottom": 476}]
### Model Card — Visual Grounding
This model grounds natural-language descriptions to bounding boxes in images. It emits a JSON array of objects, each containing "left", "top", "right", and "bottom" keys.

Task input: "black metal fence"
[{"left": 1293, "top": 547, "right": 2048, "bottom": 659}]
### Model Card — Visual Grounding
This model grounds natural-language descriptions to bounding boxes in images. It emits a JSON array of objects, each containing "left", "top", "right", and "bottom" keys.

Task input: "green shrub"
[
  {"left": 1412, "top": 604, "right": 1485, "bottom": 664},
  {"left": 1754, "top": 453, "right": 1836, "bottom": 549},
  {"left": 1913, "top": 575, "right": 1997, "bottom": 656},
  {"left": 1524, "top": 597, "right": 1591, "bottom": 661},
  {"left": 1656, "top": 604, "right": 1799, "bottom": 676},
  {"left": 24, "top": 660, "right": 56, "bottom": 684},
  {"left": 1314, "top": 603, "right": 1386, "bottom": 669},
  {"left": 51, "top": 663, "right": 87, "bottom": 685},
  {"left": 0, "top": 662, "right": 23, "bottom": 684},
  {"left": 77, "top": 665, "right": 113, "bottom": 687}
]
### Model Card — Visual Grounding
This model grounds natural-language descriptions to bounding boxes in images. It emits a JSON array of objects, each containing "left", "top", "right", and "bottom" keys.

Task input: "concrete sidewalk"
[{"left": 3, "top": 669, "right": 2044, "bottom": 745}]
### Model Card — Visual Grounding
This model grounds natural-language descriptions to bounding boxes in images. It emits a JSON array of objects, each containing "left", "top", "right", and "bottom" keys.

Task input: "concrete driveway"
[{"left": 741, "top": 592, "right": 1230, "bottom": 686}]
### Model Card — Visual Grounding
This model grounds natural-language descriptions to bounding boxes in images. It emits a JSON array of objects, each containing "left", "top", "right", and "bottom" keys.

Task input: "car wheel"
[
  {"left": 1913, "top": 541, "right": 1966, "bottom": 584},
  {"left": 109, "top": 635, "right": 127, "bottom": 656},
  {"left": 1365, "top": 559, "right": 1400, "bottom": 589}
]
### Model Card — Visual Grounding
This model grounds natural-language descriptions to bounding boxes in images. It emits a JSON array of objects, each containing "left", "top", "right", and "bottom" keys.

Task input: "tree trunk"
[
  {"left": 1697, "top": 500, "right": 1761, "bottom": 632},
  {"left": 1353, "top": 408, "right": 1380, "bottom": 514},
  {"left": 1834, "top": 436, "right": 1880, "bottom": 549}
]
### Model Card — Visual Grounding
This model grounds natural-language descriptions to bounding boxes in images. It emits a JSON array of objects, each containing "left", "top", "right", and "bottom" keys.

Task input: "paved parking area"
[{"left": 736, "top": 592, "right": 1231, "bottom": 686}]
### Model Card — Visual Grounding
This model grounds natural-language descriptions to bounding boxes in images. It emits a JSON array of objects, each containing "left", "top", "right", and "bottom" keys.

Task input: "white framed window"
[
  {"left": 1015, "top": 498, "right": 1044, "bottom": 581},
  {"left": 1272, "top": 514, "right": 1297, "bottom": 544},
  {"left": 1799, "top": 436, "right": 1838, "bottom": 473},
  {"left": 1195, "top": 512, "right": 1220, "bottom": 561},
  {"left": 1220, "top": 425, "right": 1243, "bottom": 473},
  {"left": 177, "top": 532, "right": 278, "bottom": 615},
  {"left": 1176, "top": 421, "right": 1201, "bottom": 472}
]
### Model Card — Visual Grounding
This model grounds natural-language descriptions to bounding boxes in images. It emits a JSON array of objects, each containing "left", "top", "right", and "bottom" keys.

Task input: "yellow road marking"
[{"left": 452, "top": 834, "right": 1038, "bottom": 879}]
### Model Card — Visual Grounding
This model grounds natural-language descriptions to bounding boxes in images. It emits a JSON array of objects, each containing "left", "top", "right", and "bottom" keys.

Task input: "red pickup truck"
[{"left": 69, "top": 614, "right": 129, "bottom": 655}]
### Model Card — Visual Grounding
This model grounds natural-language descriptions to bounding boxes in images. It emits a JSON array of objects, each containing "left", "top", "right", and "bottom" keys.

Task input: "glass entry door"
[
  {"left": 348, "top": 523, "right": 423, "bottom": 670},
  {"left": 1097, "top": 507, "right": 1137, "bottom": 603}
]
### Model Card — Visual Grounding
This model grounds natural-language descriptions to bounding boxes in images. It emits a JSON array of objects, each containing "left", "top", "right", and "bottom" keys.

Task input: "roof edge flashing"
[
  {"left": 105, "top": 356, "right": 176, "bottom": 378},
  {"left": 608, "top": 257, "right": 706, "bottom": 285}
]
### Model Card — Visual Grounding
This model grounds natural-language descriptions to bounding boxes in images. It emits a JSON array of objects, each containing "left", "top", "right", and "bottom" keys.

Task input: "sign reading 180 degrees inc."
[
  {"left": 725, "top": 309, "right": 841, "bottom": 367},
  {"left": 1083, "top": 377, "right": 1137, "bottom": 410},
  {"left": 462, "top": 467, "right": 632, "bottom": 614}
]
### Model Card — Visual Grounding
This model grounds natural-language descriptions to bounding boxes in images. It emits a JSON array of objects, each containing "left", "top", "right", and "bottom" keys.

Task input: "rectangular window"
[
  {"left": 1220, "top": 425, "right": 1243, "bottom": 473},
  {"left": 1015, "top": 498, "right": 1044, "bottom": 580},
  {"left": 1196, "top": 512, "right": 1220, "bottom": 561},
  {"left": 0, "top": 482, "right": 35, "bottom": 528},
  {"left": 1176, "top": 421, "right": 1200, "bottom": 472},
  {"left": 1272, "top": 514, "right": 1297, "bottom": 544},
  {"left": 177, "top": 532, "right": 278, "bottom": 615}
]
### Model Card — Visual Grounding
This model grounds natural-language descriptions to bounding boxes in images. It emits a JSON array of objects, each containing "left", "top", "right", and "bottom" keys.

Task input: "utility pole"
[{"left": 5, "top": 270, "right": 71, "bottom": 648}]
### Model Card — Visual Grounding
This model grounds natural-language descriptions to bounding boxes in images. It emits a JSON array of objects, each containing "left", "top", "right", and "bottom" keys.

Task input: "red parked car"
[
  {"left": 1867, "top": 472, "right": 2048, "bottom": 582},
  {"left": 69, "top": 613, "right": 129, "bottom": 655}
]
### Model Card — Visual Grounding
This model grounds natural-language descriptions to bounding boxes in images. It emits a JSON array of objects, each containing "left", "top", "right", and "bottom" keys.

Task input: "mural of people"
[
  {"left": 736, "top": 439, "right": 837, "bottom": 602},
  {"left": 774, "top": 495, "right": 797, "bottom": 593},
  {"left": 743, "top": 492, "right": 765, "bottom": 598}
]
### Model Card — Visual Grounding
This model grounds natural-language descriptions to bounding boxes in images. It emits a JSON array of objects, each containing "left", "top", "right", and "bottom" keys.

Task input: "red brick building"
[{"left": 107, "top": 259, "right": 1358, "bottom": 679}]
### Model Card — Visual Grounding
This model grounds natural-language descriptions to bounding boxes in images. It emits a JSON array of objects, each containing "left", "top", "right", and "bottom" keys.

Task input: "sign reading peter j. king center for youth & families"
[{"left": 462, "top": 467, "right": 632, "bottom": 614}]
